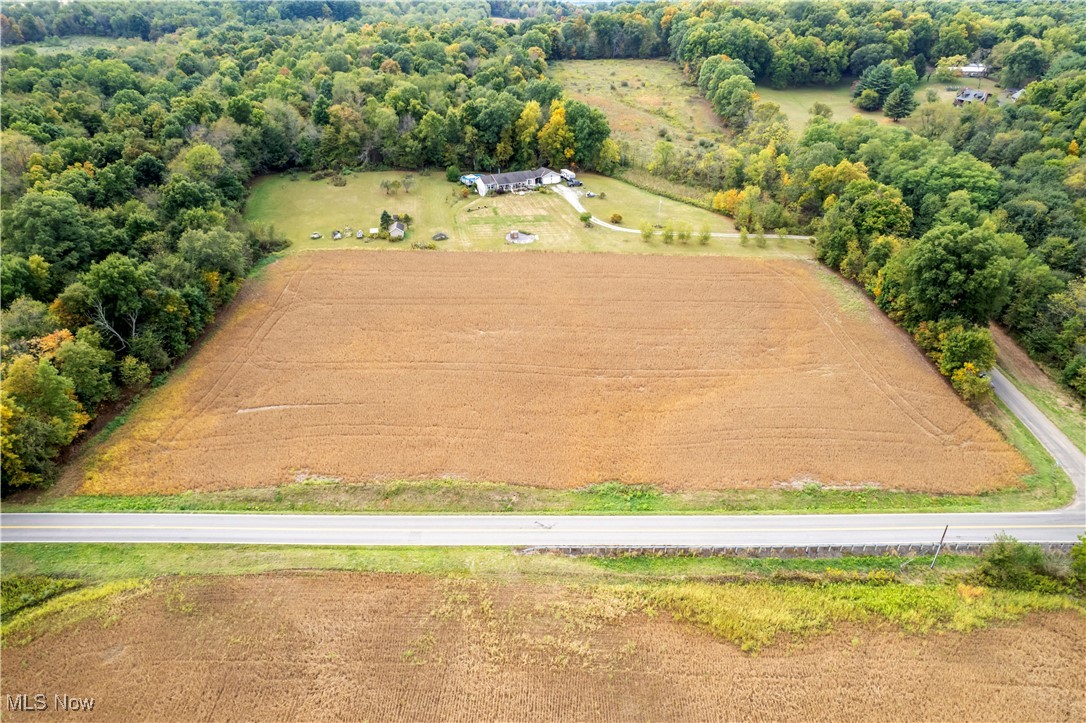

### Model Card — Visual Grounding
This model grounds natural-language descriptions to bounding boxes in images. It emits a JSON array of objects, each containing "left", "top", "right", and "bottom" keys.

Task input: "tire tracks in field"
[
  {"left": 157, "top": 257, "right": 313, "bottom": 446},
  {"left": 764, "top": 263, "right": 948, "bottom": 442}
]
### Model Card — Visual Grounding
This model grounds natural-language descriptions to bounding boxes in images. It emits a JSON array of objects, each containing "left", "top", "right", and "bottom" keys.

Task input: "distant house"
[
  {"left": 954, "top": 89, "right": 990, "bottom": 106},
  {"left": 475, "top": 167, "right": 561, "bottom": 197},
  {"left": 459, "top": 173, "right": 481, "bottom": 186},
  {"left": 951, "top": 64, "right": 989, "bottom": 78},
  {"left": 1009, "top": 89, "right": 1026, "bottom": 102},
  {"left": 389, "top": 221, "right": 406, "bottom": 240}
]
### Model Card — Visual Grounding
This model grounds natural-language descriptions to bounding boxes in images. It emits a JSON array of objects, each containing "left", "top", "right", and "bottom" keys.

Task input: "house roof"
[
  {"left": 479, "top": 167, "right": 556, "bottom": 186},
  {"left": 390, "top": 221, "right": 405, "bottom": 232},
  {"left": 956, "top": 89, "right": 989, "bottom": 101}
]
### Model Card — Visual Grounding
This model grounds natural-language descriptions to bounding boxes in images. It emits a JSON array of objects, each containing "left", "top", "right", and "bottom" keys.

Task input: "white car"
[{"left": 310, "top": 232, "right": 322, "bottom": 239}]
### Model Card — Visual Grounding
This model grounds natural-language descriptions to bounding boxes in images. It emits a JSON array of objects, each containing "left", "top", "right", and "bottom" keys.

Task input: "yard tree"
[
  {"left": 883, "top": 84, "right": 918, "bottom": 121},
  {"left": 537, "top": 100, "right": 575, "bottom": 169},
  {"left": 513, "top": 100, "right": 541, "bottom": 166},
  {"left": 565, "top": 100, "right": 611, "bottom": 169}
]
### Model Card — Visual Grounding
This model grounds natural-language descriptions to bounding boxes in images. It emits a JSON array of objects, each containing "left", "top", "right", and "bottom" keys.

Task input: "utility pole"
[{"left": 930, "top": 525, "right": 949, "bottom": 570}]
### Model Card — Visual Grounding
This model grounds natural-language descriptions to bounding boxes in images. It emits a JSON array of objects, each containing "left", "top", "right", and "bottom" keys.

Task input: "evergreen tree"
[{"left": 884, "top": 84, "right": 918, "bottom": 121}]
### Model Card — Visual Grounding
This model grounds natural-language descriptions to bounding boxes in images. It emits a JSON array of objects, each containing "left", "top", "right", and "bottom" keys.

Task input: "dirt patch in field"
[
  {"left": 2, "top": 574, "right": 1082, "bottom": 722},
  {"left": 75, "top": 251, "right": 1025, "bottom": 495}
]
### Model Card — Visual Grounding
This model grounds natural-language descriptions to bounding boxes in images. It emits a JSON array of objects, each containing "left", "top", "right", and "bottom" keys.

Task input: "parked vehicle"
[
  {"left": 310, "top": 232, "right": 322, "bottom": 239},
  {"left": 566, "top": 179, "right": 583, "bottom": 187}
]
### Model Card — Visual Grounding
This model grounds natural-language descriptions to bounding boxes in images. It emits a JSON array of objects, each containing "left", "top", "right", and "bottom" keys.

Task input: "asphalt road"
[
  {"left": 0, "top": 509, "right": 1082, "bottom": 546},
  {"left": 1, "top": 369, "right": 1083, "bottom": 549}
]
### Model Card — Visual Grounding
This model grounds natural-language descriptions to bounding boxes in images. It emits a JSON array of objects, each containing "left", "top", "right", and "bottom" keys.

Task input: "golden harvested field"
[
  {"left": 2, "top": 573, "right": 1082, "bottom": 722},
  {"left": 78, "top": 251, "right": 1025, "bottom": 495}
]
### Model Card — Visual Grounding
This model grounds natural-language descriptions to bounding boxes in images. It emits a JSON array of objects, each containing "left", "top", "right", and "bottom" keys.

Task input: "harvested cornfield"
[
  {"left": 2, "top": 574, "right": 1082, "bottom": 721},
  {"left": 79, "top": 251, "right": 1025, "bottom": 495}
]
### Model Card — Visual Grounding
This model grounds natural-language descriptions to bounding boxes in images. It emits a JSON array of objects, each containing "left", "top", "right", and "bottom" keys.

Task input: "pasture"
[
  {"left": 245, "top": 171, "right": 792, "bottom": 257},
  {"left": 2, "top": 571, "right": 1081, "bottom": 721},
  {"left": 75, "top": 251, "right": 1024, "bottom": 495},
  {"left": 550, "top": 59, "right": 726, "bottom": 165}
]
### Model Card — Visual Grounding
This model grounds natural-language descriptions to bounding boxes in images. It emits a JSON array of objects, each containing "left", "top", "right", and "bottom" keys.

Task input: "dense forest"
[{"left": 1, "top": 0, "right": 1084, "bottom": 490}]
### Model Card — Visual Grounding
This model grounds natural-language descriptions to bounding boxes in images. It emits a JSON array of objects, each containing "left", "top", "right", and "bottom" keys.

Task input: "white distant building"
[
  {"left": 475, "top": 167, "right": 561, "bottom": 196},
  {"left": 951, "top": 64, "right": 989, "bottom": 77}
]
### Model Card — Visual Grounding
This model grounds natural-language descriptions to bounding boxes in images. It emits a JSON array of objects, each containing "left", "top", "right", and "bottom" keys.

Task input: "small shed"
[{"left": 390, "top": 221, "right": 406, "bottom": 240}]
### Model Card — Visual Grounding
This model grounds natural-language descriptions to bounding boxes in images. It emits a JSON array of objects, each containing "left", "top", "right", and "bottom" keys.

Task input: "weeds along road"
[{"left": 1, "top": 330, "right": 1083, "bottom": 550}]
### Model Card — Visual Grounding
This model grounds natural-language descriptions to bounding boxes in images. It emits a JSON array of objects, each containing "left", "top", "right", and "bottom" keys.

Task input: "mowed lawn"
[
  {"left": 245, "top": 171, "right": 811, "bottom": 259},
  {"left": 550, "top": 59, "right": 726, "bottom": 165},
  {"left": 754, "top": 82, "right": 883, "bottom": 133}
]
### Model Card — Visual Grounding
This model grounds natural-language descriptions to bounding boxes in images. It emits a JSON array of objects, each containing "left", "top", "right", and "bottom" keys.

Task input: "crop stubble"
[
  {"left": 82, "top": 251, "right": 1025, "bottom": 494},
  {"left": 1, "top": 573, "right": 1081, "bottom": 722}
]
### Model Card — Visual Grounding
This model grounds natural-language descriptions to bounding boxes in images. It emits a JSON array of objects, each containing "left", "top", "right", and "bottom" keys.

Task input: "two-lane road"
[{"left": 0, "top": 509, "right": 1082, "bottom": 547}]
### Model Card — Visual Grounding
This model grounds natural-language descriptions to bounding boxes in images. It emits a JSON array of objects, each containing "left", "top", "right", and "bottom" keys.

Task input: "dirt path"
[{"left": 552, "top": 183, "right": 813, "bottom": 240}]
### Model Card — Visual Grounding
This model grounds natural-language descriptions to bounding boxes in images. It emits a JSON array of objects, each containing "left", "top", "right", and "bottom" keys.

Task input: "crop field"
[
  {"left": 2, "top": 573, "right": 1082, "bottom": 721},
  {"left": 245, "top": 172, "right": 768, "bottom": 256},
  {"left": 550, "top": 59, "right": 726, "bottom": 165},
  {"left": 73, "top": 251, "right": 1024, "bottom": 495}
]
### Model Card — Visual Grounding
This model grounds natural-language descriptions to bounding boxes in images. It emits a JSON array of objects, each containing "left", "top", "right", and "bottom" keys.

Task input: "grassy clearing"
[
  {"left": 550, "top": 59, "right": 725, "bottom": 165},
  {"left": 754, "top": 82, "right": 883, "bottom": 133},
  {"left": 244, "top": 171, "right": 806, "bottom": 258},
  {"left": 0, "top": 35, "right": 151, "bottom": 56}
]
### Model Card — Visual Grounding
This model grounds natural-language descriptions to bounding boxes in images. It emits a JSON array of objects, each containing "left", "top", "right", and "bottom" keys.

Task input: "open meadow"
[
  {"left": 753, "top": 82, "right": 883, "bottom": 133},
  {"left": 550, "top": 59, "right": 726, "bottom": 165},
  {"left": 1, "top": 571, "right": 1082, "bottom": 721},
  {"left": 71, "top": 251, "right": 1025, "bottom": 496},
  {"left": 245, "top": 171, "right": 767, "bottom": 256}
]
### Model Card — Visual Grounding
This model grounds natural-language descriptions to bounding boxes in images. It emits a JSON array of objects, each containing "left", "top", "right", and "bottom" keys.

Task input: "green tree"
[
  {"left": 53, "top": 332, "right": 116, "bottom": 408},
  {"left": 1, "top": 355, "right": 89, "bottom": 489},
  {"left": 883, "top": 84, "right": 918, "bottom": 121},
  {"left": 906, "top": 224, "right": 1014, "bottom": 324}
]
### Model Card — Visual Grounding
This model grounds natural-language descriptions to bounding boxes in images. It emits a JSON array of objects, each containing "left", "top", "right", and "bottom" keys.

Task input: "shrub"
[
  {"left": 579, "top": 211, "right": 592, "bottom": 227},
  {"left": 120, "top": 355, "right": 152, "bottom": 387},
  {"left": 639, "top": 222, "right": 654, "bottom": 241},
  {"left": 609, "top": 213, "right": 623, "bottom": 224},
  {"left": 445, "top": 165, "right": 460, "bottom": 182},
  {"left": 951, "top": 363, "right": 992, "bottom": 404},
  {"left": 973, "top": 535, "right": 1072, "bottom": 593}
]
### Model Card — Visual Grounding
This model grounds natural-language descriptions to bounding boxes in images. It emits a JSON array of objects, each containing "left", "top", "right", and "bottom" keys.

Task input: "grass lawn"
[
  {"left": 244, "top": 170, "right": 812, "bottom": 259},
  {"left": 0, "top": 543, "right": 981, "bottom": 585},
  {"left": 754, "top": 81, "right": 883, "bottom": 133},
  {"left": 550, "top": 59, "right": 726, "bottom": 165}
]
